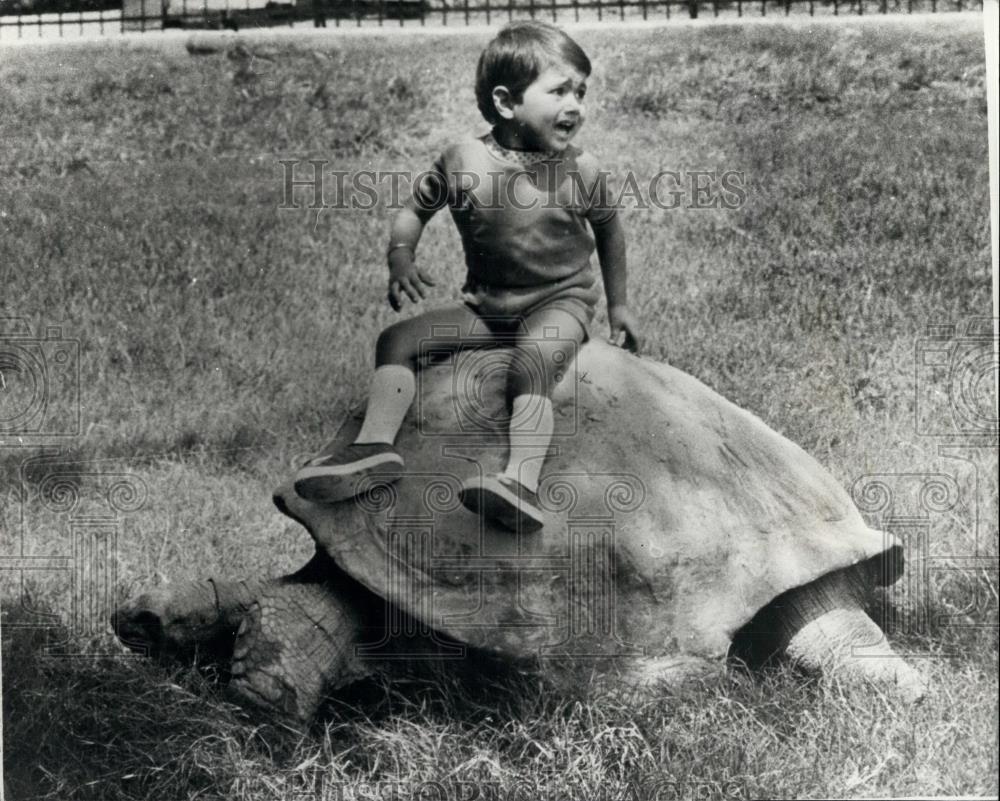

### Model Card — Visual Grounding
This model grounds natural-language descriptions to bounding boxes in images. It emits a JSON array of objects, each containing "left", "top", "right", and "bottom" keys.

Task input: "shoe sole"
[
  {"left": 460, "top": 480, "right": 545, "bottom": 533},
  {"left": 294, "top": 455, "right": 404, "bottom": 504}
]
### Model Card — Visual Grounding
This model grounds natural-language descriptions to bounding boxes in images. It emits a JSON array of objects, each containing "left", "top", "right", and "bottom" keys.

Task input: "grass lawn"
[{"left": 1, "top": 14, "right": 996, "bottom": 800}]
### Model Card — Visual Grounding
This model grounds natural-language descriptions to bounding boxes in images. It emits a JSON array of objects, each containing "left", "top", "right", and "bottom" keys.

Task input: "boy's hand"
[
  {"left": 608, "top": 305, "right": 643, "bottom": 354},
  {"left": 387, "top": 249, "right": 435, "bottom": 312}
]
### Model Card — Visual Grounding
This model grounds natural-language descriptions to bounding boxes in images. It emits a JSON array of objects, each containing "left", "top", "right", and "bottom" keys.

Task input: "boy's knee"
[{"left": 375, "top": 323, "right": 417, "bottom": 366}]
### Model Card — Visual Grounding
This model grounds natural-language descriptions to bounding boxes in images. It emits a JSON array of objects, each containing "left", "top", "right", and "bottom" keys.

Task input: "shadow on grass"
[
  {"left": 2, "top": 604, "right": 556, "bottom": 799},
  {"left": 6, "top": 597, "right": 994, "bottom": 800},
  {"left": 2, "top": 614, "right": 292, "bottom": 801},
  {"left": 0, "top": 423, "right": 277, "bottom": 497}
]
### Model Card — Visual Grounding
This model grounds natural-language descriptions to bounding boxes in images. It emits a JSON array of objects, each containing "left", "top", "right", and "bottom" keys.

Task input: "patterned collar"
[{"left": 483, "top": 132, "right": 561, "bottom": 167}]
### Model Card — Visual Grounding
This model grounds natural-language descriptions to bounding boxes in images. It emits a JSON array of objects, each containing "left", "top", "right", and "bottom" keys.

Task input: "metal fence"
[{"left": 0, "top": 0, "right": 983, "bottom": 40}]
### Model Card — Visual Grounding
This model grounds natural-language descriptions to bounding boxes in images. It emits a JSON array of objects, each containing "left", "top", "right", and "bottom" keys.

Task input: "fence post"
[{"left": 688, "top": 0, "right": 697, "bottom": 16}]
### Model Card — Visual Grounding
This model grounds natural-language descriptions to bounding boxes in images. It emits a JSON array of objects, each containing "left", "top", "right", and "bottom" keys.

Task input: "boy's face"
[{"left": 497, "top": 62, "right": 588, "bottom": 152}]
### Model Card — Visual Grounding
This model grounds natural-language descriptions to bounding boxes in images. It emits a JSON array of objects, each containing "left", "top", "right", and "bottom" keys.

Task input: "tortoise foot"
[{"left": 787, "top": 607, "right": 928, "bottom": 704}]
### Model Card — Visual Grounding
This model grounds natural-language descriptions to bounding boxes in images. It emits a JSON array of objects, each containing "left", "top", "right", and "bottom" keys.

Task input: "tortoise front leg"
[{"left": 229, "top": 577, "right": 374, "bottom": 722}]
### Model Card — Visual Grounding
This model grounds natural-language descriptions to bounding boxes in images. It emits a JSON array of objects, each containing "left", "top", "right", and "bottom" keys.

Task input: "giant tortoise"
[{"left": 113, "top": 340, "right": 925, "bottom": 721}]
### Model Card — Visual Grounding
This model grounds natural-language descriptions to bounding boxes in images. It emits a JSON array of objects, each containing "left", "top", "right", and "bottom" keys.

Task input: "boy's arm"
[
  {"left": 386, "top": 197, "right": 439, "bottom": 312},
  {"left": 592, "top": 214, "right": 643, "bottom": 354}
]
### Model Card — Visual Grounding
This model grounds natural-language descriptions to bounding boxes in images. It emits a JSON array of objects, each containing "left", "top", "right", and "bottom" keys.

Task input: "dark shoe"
[
  {"left": 294, "top": 442, "right": 403, "bottom": 504},
  {"left": 460, "top": 473, "right": 545, "bottom": 533}
]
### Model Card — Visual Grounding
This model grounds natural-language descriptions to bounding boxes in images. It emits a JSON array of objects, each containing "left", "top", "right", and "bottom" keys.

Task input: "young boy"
[{"left": 295, "top": 20, "right": 642, "bottom": 531}]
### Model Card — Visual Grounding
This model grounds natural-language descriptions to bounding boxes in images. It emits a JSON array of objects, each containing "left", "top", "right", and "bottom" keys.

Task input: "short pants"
[{"left": 461, "top": 274, "right": 598, "bottom": 339}]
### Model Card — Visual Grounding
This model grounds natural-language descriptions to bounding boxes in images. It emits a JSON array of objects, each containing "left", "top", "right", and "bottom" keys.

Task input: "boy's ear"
[{"left": 491, "top": 85, "right": 517, "bottom": 120}]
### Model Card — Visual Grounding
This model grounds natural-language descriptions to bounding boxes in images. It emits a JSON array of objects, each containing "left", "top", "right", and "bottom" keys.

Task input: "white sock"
[
  {"left": 502, "top": 394, "right": 554, "bottom": 492},
  {"left": 353, "top": 364, "right": 417, "bottom": 445}
]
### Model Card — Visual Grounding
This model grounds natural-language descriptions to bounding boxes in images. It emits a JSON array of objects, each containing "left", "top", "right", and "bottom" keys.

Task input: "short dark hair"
[{"left": 474, "top": 21, "right": 592, "bottom": 125}]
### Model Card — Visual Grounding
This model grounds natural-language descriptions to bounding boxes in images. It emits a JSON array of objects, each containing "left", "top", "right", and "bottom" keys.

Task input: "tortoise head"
[{"left": 111, "top": 580, "right": 231, "bottom": 662}]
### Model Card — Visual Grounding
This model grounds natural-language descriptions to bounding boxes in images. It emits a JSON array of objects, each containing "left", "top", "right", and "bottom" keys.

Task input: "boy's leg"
[
  {"left": 355, "top": 303, "right": 497, "bottom": 443},
  {"left": 295, "top": 304, "right": 493, "bottom": 503},
  {"left": 460, "top": 307, "right": 585, "bottom": 531},
  {"left": 505, "top": 307, "right": 583, "bottom": 491}
]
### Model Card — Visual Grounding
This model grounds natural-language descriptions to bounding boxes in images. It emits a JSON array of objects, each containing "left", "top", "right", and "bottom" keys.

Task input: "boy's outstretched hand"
[
  {"left": 387, "top": 249, "right": 436, "bottom": 312},
  {"left": 608, "top": 305, "right": 643, "bottom": 354}
]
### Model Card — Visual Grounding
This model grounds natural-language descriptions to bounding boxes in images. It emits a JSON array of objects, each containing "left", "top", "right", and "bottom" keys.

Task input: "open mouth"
[{"left": 554, "top": 120, "right": 577, "bottom": 135}]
